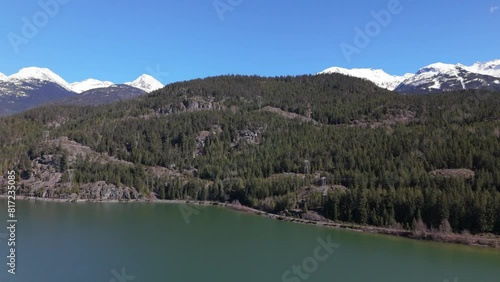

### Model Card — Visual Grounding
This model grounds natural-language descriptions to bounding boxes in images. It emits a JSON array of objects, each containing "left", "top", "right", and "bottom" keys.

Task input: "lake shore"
[{"left": 2, "top": 194, "right": 499, "bottom": 249}]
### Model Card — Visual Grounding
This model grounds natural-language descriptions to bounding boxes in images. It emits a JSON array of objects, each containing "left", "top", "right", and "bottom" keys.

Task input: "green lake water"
[{"left": 0, "top": 200, "right": 498, "bottom": 282}]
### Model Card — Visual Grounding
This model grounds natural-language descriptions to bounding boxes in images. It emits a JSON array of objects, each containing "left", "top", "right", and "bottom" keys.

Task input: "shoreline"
[{"left": 2, "top": 195, "right": 499, "bottom": 249}]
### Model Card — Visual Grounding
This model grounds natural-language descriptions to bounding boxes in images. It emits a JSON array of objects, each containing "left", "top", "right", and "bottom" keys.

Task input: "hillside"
[
  {"left": 52, "top": 84, "right": 147, "bottom": 106},
  {"left": 1, "top": 74, "right": 499, "bottom": 237}
]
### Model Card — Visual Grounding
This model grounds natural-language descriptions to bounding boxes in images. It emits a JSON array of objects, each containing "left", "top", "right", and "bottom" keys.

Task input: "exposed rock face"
[
  {"left": 154, "top": 96, "right": 224, "bottom": 116},
  {"left": 195, "top": 130, "right": 212, "bottom": 156},
  {"left": 78, "top": 181, "right": 141, "bottom": 201},
  {"left": 0, "top": 138, "right": 142, "bottom": 202},
  {"left": 262, "top": 106, "right": 319, "bottom": 124},
  {"left": 194, "top": 126, "right": 222, "bottom": 157},
  {"left": 231, "top": 128, "right": 265, "bottom": 147},
  {"left": 430, "top": 169, "right": 475, "bottom": 178},
  {"left": 48, "top": 137, "right": 133, "bottom": 166},
  {"left": 0, "top": 176, "right": 142, "bottom": 201}
]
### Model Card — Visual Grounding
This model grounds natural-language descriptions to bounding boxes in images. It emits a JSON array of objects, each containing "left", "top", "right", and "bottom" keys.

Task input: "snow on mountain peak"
[
  {"left": 70, "top": 78, "right": 115, "bottom": 94},
  {"left": 417, "top": 62, "right": 461, "bottom": 74},
  {"left": 417, "top": 60, "right": 500, "bottom": 79},
  {"left": 400, "top": 63, "right": 465, "bottom": 90},
  {"left": 125, "top": 74, "right": 163, "bottom": 92},
  {"left": 464, "top": 59, "right": 500, "bottom": 78},
  {"left": 319, "top": 66, "right": 412, "bottom": 91},
  {"left": 396, "top": 61, "right": 500, "bottom": 93},
  {"left": 8, "top": 67, "right": 73, "bottom": 91},
  {"left": 1, "top": 67, "right": 166, "bottom": 94}
]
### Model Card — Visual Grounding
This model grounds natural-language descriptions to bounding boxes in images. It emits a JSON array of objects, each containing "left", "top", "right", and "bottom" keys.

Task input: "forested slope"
[{"left": 1, "top": 74, "right": 499, "bottom": 235}]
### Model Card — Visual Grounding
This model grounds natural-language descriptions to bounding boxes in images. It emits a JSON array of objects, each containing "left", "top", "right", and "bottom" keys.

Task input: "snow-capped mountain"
[
  {"left": 397, "top": 63, "right": 467, "bottom": 92},
  {"left": 125, "top": 74, "right": 163, "bottom": 92},
  {"left": 319, "top": 67, "right": 413, "bottom": 91},
  {"left": 0, "top": 67, "right": 163, "bottom": 116},
  {"left": 395, "top": 62, "right": 500, "bottom": 94},
  {"left": 71, "top": 74, "right": 163, "bottom": 94},
  {"left": 5, "top": 67, "right": 73, "bottom": 91},
  {"left": 0, "top": 77, "right": 76, "bottom": 116},
  {"left": 0, "top": 67, "right": 75, "bottom": 99},
  {"left": 70, "top": 79, "right": 115, "bottom": 94},
  {"left": 463, "top": 59, "right": 500, "bottom": 78},
  {"left": 0, "top": 67, "right": 163, "bottom": 95},
  {"left": 320, "top": 59, "right": 500, "bottom": 93}
]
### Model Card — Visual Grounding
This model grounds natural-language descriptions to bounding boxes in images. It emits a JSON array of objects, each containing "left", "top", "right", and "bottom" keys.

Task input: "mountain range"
[
  {"left": 320, "top": 59, "right": 500, "bottom": 93},
  {"left": 0, "top": 67, "right": 163, "bottom": 116},
  {"left": 1, "top": 60, "right": 499, "bottom": 116}
]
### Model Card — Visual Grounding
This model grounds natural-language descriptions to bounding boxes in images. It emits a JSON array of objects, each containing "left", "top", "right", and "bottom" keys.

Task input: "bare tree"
[
  {"left": 439, "top": 219, "right": 452, "bottom": 234},
  {"left": 413, "top": 219, "right": 427, "bottom": 237}
]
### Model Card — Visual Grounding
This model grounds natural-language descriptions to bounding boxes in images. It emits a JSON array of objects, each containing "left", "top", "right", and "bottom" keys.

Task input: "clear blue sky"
[{"left": 1, "top": 0, "right": 499, "bottom": 84}]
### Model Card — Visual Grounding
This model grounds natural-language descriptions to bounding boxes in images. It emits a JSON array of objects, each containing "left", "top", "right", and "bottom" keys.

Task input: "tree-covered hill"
[{"left": 1, "top": 74, "right": 499, "bottom": 236}]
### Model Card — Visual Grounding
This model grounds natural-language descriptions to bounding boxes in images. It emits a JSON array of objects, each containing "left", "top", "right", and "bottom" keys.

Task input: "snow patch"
[
  {"left": 429, "top": 79, "right": 441, "bottom": 90},
  {"left": 458, "top": 77, "right": 466, "bottom": 89}
]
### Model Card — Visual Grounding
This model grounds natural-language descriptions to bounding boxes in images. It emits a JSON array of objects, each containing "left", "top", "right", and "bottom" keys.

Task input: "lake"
[{"left": 0, "top": 200, "right": 498, "bottom": 282}]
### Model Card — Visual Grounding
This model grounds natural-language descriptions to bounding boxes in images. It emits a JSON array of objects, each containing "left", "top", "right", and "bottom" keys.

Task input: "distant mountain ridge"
[
  {"left": 1, "top": 60, "right": 499, "bottom": 116},
  {"left": 0, "top": 67, "right": 163, "bottom": 94},
  {"left": 70, "top": 79, "right": 115, "bottom": 94},
  {"left": 53, "top": 84, "right": 147, "bottom": 107},
  {"left": 3, "top": 67, "right": 74, "bottom": 92},
  {"left": 395, "top": 63, "right": 500, "bottom": 94},
  {"left": 0, "top": 67, "right": 164, "bottom": 116},
  {"left": 464, "top": 59, "right": 500, "bottom": 78},
  {"left": 321, "top": 59, "right": 500, "bottom": 93},
  {"left": 319, "top": 67, "right": 413, "bottom": 91}
]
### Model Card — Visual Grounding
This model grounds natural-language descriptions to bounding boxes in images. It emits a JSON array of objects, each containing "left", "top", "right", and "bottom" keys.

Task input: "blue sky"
[{"left": 1, "top": 0, "right": 499, "bottom": 84}]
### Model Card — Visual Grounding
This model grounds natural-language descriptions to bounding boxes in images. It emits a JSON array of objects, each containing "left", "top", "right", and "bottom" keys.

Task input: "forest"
[{"left": 1, "top": 73, "right": 499, "bottom": 235}]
